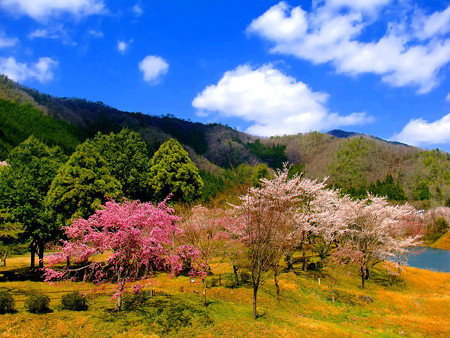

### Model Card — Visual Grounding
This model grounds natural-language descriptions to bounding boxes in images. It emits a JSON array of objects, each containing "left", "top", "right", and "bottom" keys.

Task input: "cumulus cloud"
[
  {"left": 0, "top": 0, "right": 106, "bottom": 21},
  {"left": 0, "top": 31, "right": 17, "bottom": 48},
  {"left": 192, "top": 64, "right": 372, "bottom": 136},
  {"left": 391, "top": 114, "right": 450, "bottom": 147},
  {"left": 138, "top": 55, "right": 169, "bottom": 83},
  {"left": 0, "top": 56, "right": 57, "bottom": 83},
  {"left": 117, "top": 40, "right": 132, "bottom": 54},
  {"left": 247, "top": 1, "right": 450, "bottom": 93}
]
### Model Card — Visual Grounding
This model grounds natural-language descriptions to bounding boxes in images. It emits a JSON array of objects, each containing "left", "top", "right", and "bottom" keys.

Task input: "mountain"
[
  {"left": 0, "top": 76, "right": 449, "bottom": 206},
  {"left": 327, "top": 129, "right": 362, "bottom": 138}
]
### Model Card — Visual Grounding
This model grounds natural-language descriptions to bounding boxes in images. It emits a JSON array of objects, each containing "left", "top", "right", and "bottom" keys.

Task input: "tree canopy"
[
  {"left": 44, "top": 199, "right": 197, "bottom": 311},
  {"left": 45, "top": 140, "right": 122, "bottom": 227},
  {"left": 148, "top": 138, "right": 203, "bottom": 202},
  {"left": 93, "top": 129, "right": 150, "bottom": 201},
  {"left": 0, "top": 136, "right": 66, "bottom": 267}
]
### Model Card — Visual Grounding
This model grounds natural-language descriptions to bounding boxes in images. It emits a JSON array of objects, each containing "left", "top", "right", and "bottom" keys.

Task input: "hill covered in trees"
[{"left": 0, "top": 75, "right": 449, "bottom": 206}]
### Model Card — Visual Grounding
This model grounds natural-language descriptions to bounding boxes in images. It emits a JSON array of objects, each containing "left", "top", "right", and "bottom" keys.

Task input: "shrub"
[
  {"left": 122, "top": 290, "right": 153, "bottom": 311},
  {"left": 0, "top": 291, "right": 15, "bottom": 314},
  {"left": 222, "top": 273, "right": 239, "bottom": 288},
  {"left": 140, "top": 294, "right": 213, "bottom": 335},
  {"left": 61, "top": 292, "right": 88, "bottom": 311},
  {"left": 25, "top": 294, "right": 51, "bottom": 314},
  {"left": 239, "top": 271, "right": 251, "bottom": 284},
  {"left": 205, "top": 277, "right": 220, "bottom": 288}
]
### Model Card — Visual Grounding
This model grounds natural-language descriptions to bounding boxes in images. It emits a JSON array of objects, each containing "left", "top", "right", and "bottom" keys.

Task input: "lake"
[{"left": 405, "top": 247, "right": 450, "bottom": 273}]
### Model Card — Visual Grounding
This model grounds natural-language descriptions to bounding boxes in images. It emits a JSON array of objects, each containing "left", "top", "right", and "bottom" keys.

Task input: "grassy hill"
[{"left": 0, "top": 253, "right": 449, "bottom": 337}]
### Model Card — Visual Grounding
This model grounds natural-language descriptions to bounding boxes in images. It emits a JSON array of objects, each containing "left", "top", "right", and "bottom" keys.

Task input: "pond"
[{"left": 405, "top": 247, "right": 450, "bottom": 273}]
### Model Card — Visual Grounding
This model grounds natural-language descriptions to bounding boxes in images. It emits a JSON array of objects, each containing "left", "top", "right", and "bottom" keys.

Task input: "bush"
[
  {"left": 222, "top": 273, "right": 239, "bottom": 288},
  {"left": 239, "top": 271, "right": 251, "bottom": 284},
  {"left": 25, "top": 294, "right": 51, "bottom": 314},
  {"left": 139, "top": 294, "right": 213, "bottom": 335},
  {"left": 205, "top": 277, "right": 220, "bottom": 288},
  {"left": 122, "top": 290, "right": 153, "bottom": 311},
  {"left": 0, "top": 291, "right": 15, "bottom": 314},
  {"left": 61, "top": 292, "right": 88, "bottom": 311}
]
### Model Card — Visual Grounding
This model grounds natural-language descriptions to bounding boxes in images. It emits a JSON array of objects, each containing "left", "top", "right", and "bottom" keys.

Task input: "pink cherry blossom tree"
[
  {"left": 44, "top": 199, "right": 198, "bottom": 311},
  {"left": 231, "top": 165, "right": 320, "bottom": 318},
  {"left": 181, "top": 205, "right": 230, "bottom": 307},
  {"left": 332, "top": 195, "right": 422, "bottom": 288}
]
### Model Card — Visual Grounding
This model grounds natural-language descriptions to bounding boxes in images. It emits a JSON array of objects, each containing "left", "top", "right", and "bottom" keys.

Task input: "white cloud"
[
  {"left": 88, "top": 30, "right": 103, "bottom": 38},
  {"left": 0, "top": 0, "right": 106, "bottom": 21},
  {"left": 132, "top": 3, "right": 143, "bottom": 17},
  {"left": 117, "top": 40, "right": 132, "bottom": 54},
  {"left": 28, "top": 29, "right": 51, "bottom": 39},
  {"left": 0, "top": 56, "right": 57, "bottom": 83},
  {"left": 0, "top": 31, "right": 17, "bottom": 48},
  {"left": 414, "top": 6, "right": 450, "bottom": 40},
  {"left": 192, "top": 64, "right": 372, "bottom": 136},
  {"left": 138, "top": 55, "right": 169, "bottom": 83},
  {"left": 28, "top": 25, "right": 75, "bottom": 46},
  {"left": 248, "top": 1, "right": 450, "bottom": 93},
  {"left": 391, "top": 114, "right": 450, "bottom": 147},
  {"left": 446, "top": 93, "right": 450, "bottom": 102}
]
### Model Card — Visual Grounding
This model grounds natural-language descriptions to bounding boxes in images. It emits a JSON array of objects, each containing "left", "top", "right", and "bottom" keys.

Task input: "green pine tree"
[
  {"left": 148, "top": 138, "right": 203, "bottom": 202},
  {"left": 93, "top": 129, "right": 150, "bottom": 201},
  {"left": 45, "top": 140, "right": 122, "bottom": 227}
]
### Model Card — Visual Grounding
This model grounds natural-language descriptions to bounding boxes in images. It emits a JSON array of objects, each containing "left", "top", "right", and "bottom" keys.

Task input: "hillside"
[
  {"left": 1, "top": 254, "right": 449, "bottom": 337},
  {"left": 0, "top": 76, "right": 449, "bottom": 205},
  {"left": 267, "top": 132, "right": 449, "bottom": 206}
]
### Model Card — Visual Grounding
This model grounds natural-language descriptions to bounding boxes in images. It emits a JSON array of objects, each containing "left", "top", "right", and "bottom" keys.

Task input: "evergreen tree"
[
  {"left": 369, "top": 174, "right": 407, "bottom": 201},
  {"left": 148, "top": 138, "right": 203, "bottom": 202},
  {"left": 413, "top": 180, "right": 431, "bottom": 201},
  {"left": 45, "top": 140, "right": 122, "bottom": 227},
  {"left": 93, "top": 129, "right": 150, "bottom": 200},
  {"left": 0, "top": 136, "right": 66, "bottom": 267}
]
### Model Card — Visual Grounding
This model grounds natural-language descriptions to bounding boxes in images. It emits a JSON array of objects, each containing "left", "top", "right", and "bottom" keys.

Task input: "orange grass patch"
[{"left": 431, "top": 231, "right": 450, "bottom": 250}]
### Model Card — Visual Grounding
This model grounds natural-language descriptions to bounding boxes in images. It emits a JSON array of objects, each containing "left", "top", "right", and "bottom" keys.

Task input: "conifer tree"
[
  {"left": 93, "top": 129, "right": 150, "bottom": 200},
  {"left": 45, "top": 140, "right": 122, "bottom": 227},
  {"left": 148, "top": 139, "right": 203, "bottom": 202}
]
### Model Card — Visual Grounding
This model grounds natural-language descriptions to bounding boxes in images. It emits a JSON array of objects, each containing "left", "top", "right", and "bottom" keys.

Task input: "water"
[{"left": 405, "top": 247, "right": 450, "bottom": 273}]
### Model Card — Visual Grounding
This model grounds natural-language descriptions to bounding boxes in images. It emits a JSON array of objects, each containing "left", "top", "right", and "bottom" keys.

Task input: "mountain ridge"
[{"left": 1, "top": 76, "right": 449, "bottom": 206}]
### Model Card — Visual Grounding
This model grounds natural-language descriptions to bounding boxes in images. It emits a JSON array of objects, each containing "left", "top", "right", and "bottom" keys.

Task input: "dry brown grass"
[{"left": 0, "top": 255, "right": 449, "bottom": 337}]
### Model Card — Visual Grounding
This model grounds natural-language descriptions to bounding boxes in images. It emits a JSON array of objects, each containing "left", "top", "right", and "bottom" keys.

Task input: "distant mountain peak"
[{"left": 327, "top": 129, "right": 362, "bottom": 138}]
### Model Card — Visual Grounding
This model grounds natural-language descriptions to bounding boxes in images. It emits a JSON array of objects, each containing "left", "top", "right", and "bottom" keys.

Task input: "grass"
[
  {"left": 431, "top": 231, "right": 450, "bottom": 250},
  {"left": 0, "top": 254, "right": 449, "bottom": 337}
]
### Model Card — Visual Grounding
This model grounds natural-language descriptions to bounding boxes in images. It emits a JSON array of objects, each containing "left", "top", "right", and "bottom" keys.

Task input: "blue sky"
[{"left": 0, "top": 0, "right": 450, "bottom": 151}]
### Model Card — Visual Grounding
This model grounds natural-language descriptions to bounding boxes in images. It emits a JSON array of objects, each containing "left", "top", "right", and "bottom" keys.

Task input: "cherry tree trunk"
[
  {"left": 274, "top": 270, "right": 280, "bottom": 302},
  {"left": 202, "top": 278, "right": 207, "bottom": 307},
  {"left": 115, "top": 281, "right": 125, "bottom": 311},
  {"left": 252, "top": 286, "right": 259, "bottom": 320},
  {"left": 360, "top": 266, "right": 369, "bottom": 288}
]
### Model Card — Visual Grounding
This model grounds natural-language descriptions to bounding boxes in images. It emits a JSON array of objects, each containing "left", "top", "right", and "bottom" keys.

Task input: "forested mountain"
[{"left": 0, "top": 75, "right": 449, "bottom": 206}]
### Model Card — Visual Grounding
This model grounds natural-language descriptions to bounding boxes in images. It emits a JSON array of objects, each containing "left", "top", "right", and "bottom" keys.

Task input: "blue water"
[{"left": 406, "top": 247, "right": 450, "bottom": 273}]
